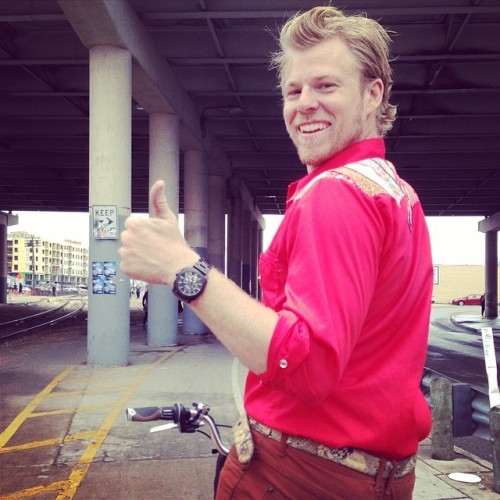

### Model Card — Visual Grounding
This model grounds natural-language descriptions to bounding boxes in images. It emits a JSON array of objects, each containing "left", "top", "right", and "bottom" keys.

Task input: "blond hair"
[{"left": 271, "top": 6, "right": 397, "bottom": 135}]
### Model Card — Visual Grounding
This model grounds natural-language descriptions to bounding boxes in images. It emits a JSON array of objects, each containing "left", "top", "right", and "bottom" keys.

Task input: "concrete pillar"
[
  {"left": 0, "top": 224, "right": 6, "bottom": 303},
  {"left": 485, "top": 231, "right": 498, "bottom": 318},
  {"left": 147, "top": 113, "right": 180, "bottom": 346},
  {"left": 256, "top": 225, "right": 264, "bottom": 301},
  {"left": 241, "top": 210, "right": 251, "bottom": 294},
  {"left": 183, "top": 150, "right": 209, "bottom": 334},
  {"left": 87, "top": 45, "right": 131, "bottom": 366},
  {"left": 208, "top": 174, "right": 226, "bottom": 273},
  {"left": 0, "top": 212, "right": 18, "bottom": 304},
  {"left": 250, "top": 219, "right": 260, "bottom": 299},
  {"left": 227, "top": 177, "right": 242, "bottom": 286}
]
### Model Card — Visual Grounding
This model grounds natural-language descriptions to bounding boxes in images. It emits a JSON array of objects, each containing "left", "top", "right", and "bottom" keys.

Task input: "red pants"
[{"left": 216, "top": 429, "right": 415, "bottom": 499}]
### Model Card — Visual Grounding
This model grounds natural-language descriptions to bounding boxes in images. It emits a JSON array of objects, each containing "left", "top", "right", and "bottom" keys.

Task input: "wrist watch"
[{"left": 172, "top": 257, "right": 212, "bottom": 303}]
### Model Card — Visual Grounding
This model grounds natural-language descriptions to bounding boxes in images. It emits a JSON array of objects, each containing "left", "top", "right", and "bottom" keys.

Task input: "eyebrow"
[{"left": 284, "top": 73, "right": 341, "bottom": 89}]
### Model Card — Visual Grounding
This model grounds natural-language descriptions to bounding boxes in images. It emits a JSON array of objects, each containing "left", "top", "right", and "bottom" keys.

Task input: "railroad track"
[{"left": 0, "top": 297, "right": 86, "bottom": 340}]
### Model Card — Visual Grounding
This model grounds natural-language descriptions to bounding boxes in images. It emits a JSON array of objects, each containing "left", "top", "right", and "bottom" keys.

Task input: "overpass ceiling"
[{"left": 0, "top": 0, "right": 499, "bottom": 217}]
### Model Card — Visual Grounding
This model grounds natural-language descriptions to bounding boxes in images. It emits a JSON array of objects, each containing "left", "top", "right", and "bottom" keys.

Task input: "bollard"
[
  {"left": 490, "top": 405, "right": 500, "bottom": 493},
  {"left": 431, "top": 377, "right": 455, "bottom": 460}
]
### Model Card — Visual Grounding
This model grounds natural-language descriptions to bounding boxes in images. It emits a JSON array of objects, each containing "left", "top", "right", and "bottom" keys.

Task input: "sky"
[{"left": 8, "top": 211, "right": 488, "bottom": 266}]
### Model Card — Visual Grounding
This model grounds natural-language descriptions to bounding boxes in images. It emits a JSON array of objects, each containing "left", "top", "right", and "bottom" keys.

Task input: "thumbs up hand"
[
  {"left": 149, "top": 179, "right": 176, "bottom": 222},
  {"left": 119, "top": 180, "right": 198, "bottom": 286}
]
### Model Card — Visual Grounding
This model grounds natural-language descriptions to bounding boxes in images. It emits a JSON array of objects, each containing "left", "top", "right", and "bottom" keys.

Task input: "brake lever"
[{"left": 150, "top": 423, "right": 178, "bottom": 433}]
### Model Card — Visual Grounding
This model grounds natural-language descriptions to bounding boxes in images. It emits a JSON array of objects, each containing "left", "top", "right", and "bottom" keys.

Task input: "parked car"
[{"left": 451, "top": 293, "right": 482, "bottom": 306}]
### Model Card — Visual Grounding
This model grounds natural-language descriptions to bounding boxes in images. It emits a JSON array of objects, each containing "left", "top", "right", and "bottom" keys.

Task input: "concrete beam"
[
  {"left": 479, "top": 211, "right": 500, "bottom": 233},
  {"left": 57, "top": 0, "right": 231, "bottom": 178}
]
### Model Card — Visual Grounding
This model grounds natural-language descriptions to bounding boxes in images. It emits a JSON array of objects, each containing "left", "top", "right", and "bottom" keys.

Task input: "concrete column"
[
  {"left": 0, "top": 223, "right": 7, "bottom": 304},
  {"left": 147, "top": 113, "right": 180, "bottom": 346},
  {"left": 241, "top": 210, "right": 252, "bottom": 294},
  {"left": 485, "top": 231, "right": 498, "bottom": 318},
  {"left": 0, "top": 212, "right": 18, "bottom": 304},
  {"left": 250, "top": 219, "right": 260, "bottom": 299},
  {"left": 183, "top": 150, "right": 209, "bottom": 334},
  {"left": 227, "top": 177, "right": 242, "bottom": 286},
  {"left": 208, "top": 174, "right": 226, "bottom": 273},
  {"left": 257, "top": 226, "right": 264, "bottom": 301},
  {"left": 87, "top": 45, "right": 131, "bottom": 366}
]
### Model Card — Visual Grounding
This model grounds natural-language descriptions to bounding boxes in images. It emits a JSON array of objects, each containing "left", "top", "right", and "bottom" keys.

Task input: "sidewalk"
[
  {"left": 450, "top": 313, "right": 500, "bottom": 335},
  {"left": 415, "top": 438, "right": 496, "bottom": 499},
  {"left": 0, "top": 300, "right": 499, "bottom": 498}
]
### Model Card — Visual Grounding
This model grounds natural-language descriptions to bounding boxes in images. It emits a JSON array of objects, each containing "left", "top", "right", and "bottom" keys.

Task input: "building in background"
[
  {"left": 7, "top": 231, "right": 88, "bottom": 294},
  {"left": 432, "top": 264, "right": 500, "bottom": 304}
]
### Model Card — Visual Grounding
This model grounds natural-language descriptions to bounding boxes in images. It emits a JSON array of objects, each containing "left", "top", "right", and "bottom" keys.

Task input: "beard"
[
  {"left": 288, "top": 104, "right": 365, "bottom": 168},
  {"left": 294, "top": 126, "right": 361, "bottom": 167}
]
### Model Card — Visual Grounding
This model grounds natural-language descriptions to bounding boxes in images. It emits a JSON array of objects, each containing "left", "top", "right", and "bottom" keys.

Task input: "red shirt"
[{"left": 245, "top": 138, "right": 433, "bottom": 459}]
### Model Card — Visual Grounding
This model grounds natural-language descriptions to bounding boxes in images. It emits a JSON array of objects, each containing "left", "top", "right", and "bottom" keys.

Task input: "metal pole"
[{"left": 31, "top": 236, "right": 36, "bottom": 288}]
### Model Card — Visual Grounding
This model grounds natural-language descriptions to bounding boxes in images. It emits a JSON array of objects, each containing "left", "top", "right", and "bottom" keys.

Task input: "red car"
[{"left": 451, "top": 294, "right": 483, "bottom": 306}]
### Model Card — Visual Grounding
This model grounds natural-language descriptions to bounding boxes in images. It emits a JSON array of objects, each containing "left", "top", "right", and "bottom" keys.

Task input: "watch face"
[{"left": 177, "top": 270, "right": 204, "bottom": 297}]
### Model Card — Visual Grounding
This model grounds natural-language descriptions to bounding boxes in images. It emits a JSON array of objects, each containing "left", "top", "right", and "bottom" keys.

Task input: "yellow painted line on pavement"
[
  {"left": 45, "top": 384, "right": 131, "bottom": 398},
  {"left": 0, "top": 431, "right": 96, "bottom": 454},
  {"left": 0, "top": 480, "right": 68, "bottom": 500},
  {"left": 57, "top": 346, "right": 185, "bottom": 500},
  {"left": 28, "top": 404, "right": 110, "bottom": 418},
  {"left": 62, "top": 372, "right": 142, "bottom": 384},
  {"left": 0, "top": 366, "right": 75, "bottom": 448}
]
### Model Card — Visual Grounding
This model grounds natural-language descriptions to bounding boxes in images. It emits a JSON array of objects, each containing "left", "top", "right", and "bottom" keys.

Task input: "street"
[{"left": 427, "top": 304, "right": 497, "bottom": 393}]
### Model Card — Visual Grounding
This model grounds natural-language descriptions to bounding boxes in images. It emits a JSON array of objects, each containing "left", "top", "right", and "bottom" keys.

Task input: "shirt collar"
[{"left": 286, "top": 138, "right": 386, "bottom": 204}]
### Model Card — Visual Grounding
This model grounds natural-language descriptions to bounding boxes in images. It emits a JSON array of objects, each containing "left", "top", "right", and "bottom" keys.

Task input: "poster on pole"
[
  {"left": 92, "top": 261, "right": 117, "bottom": 295},
  {"left": 92, "top": 205, "right": 118, "bottom": 239}
]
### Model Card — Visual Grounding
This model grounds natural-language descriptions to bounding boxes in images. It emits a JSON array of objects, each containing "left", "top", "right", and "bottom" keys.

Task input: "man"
[
  {"left": 142, "top": 288, "right": 148, "bottom": 329},
  {"left": 119, "top": 6, "right": 433, "bottom": 499}
]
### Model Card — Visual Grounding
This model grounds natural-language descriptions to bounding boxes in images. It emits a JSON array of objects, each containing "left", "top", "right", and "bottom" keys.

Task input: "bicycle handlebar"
[
  {"left": 125, "top": 402, "right": 230, "bottom": 456},
  {"left": 126, "top": 406, "right": 175, "bottom": 422}
]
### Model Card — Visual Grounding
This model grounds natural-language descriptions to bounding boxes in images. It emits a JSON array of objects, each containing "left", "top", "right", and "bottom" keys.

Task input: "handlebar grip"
[{"left": 126, "top": 406, "right": 175, "bottom": 422}]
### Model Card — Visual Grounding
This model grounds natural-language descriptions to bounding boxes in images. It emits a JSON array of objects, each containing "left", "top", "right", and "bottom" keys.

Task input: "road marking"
[
  {"left": 0, "top": 366, "right": 75, "bottom": 448},
  {"left": 45, "top": 384, "right": 130, "bottom": 398},
  {"left": 0, "top": 346, "right": 185, "bottom": 500},
  {"left": 0, "top": 431, "right": 96, "bottom": 454},
  {"left": 57, "top": 346, "right": 184, "bottom": 500},
  {"left": 0, "top": 480, "right": 68, "bottom": 500},
  {"left": 28, "top": 404, "right": 110, "bottom": 418}
]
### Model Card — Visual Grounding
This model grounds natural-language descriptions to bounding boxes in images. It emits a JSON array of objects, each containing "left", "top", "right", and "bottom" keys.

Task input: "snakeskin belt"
[{"left": 248, "top": 418, "right": 416, "bottom": 479}]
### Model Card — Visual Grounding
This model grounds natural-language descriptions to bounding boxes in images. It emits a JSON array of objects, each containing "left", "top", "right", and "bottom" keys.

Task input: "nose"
[{"left": 296, "top": 87, "right": 319, "bottom": 113}]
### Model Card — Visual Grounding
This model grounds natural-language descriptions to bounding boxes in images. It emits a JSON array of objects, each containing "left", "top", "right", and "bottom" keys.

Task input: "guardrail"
[
  {"left": 421, "top": 367, "right": 500, "bottom": 492},
  {"left": 422, "top": 368, "right": 492, "bottom": 440}
]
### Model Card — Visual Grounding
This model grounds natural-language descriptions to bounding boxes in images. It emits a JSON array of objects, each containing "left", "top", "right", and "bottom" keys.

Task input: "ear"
[{"left": 365, "top": 78, "right": 384, "bottom": 114}]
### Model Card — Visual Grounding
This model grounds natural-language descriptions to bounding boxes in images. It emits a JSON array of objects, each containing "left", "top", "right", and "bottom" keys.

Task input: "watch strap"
[{"left": 191, "top": 257, "right": 212, "bottom": 276}]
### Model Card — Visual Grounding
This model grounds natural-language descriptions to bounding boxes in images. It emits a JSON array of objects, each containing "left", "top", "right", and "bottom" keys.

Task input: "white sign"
[
  {"left": 481, "top": 327, "right": 500, "bottom": 408},
  {"left": 92, "top": 205, "right": 118, "bottom": 240},
  {"left": 433, "top": 266, "right": 439, "bottom": 285}
]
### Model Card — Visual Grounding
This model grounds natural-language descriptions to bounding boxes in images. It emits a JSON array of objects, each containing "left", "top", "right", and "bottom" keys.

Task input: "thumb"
[{"left": 150, "top": 180, "right": 173, "bottom": 220}]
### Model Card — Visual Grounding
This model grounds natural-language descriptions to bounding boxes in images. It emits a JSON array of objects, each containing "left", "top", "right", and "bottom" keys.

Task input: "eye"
[
  {"left": 318, "top": 82, "right": 335, "bottom": 91},
  {"left": 284, "top": 88, "right": 301, "bottom": 100}
]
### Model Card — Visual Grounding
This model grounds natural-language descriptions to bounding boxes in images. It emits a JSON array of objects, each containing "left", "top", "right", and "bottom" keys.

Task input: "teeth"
[{"left": 299, "top": 123, "right": 328, "bottom": 133}]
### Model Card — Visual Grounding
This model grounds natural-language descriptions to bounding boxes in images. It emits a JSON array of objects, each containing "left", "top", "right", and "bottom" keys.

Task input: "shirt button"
[{"left": 279, "top": 359, "right": 288, "bottom": 369}]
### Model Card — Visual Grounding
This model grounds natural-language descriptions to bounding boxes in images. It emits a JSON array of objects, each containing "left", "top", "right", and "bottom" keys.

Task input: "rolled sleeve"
[{"left": 260, "top": 311, "right": 310, "bottom": 385}]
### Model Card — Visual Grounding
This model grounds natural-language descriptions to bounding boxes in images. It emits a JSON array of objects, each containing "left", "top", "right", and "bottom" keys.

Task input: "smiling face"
[{"left": 282, "top": 36, "right": 383, "bottom": 170}]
